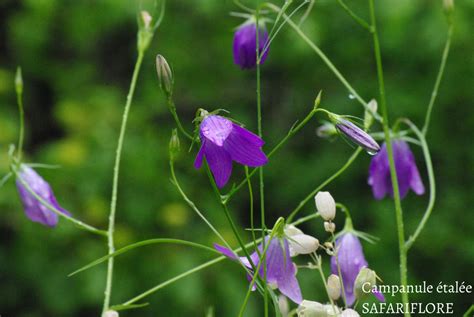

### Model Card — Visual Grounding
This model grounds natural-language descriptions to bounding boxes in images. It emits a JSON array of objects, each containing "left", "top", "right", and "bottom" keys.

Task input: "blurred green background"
[{"left": 0, "top": 0, "right": 473, "bottom": 316}]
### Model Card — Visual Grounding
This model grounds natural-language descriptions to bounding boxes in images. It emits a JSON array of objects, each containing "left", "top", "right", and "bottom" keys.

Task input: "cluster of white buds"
[
  {"left": 315, "top": 191, "right": 336, "bottom": 233},
  {"left": 284, "top": 225, "right": 320, "bottom": 257}
]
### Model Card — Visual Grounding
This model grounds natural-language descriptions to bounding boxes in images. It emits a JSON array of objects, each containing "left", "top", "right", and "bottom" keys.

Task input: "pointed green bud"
[
  {"left": 137, "top": 11, "right": 153, "bottom": 52},
  {"left": 364, "top": 99, "right": 378, "bottom": 130},
  {"left": 156, "top": 54, "right": 174, "bottom": 98},
  {"left": 169, "top": 129, "right": 180, "bottom": 161},
  {"left": 354, "top": 267, "right": 376, "bottom": 300},
  {"left": 314, "top": 90, "right": 322, "bottom": 110},
  {"left": 443, "top": 0, "right": 454, "bottom": 24},
  {"left": 15, "top": 67, "right": 23, "bottom": 95}
]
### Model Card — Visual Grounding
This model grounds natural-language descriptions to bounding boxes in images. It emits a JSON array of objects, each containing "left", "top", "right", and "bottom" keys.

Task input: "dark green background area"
[{"left": 0, "top": 0, "right": 473, "bottom": 316}]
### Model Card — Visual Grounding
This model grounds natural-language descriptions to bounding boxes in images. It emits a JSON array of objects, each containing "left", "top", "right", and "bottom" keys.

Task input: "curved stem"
[
  {"left": 167, "top": 98, "right": 193, "bottom": 141},
  {"left": 368, "top": 1, "right": 409, "bottom": 314},
  {"left": 422, "top": 25, "right": 453, "bottom": 136},
  {"left": 287, "top": 148, "right": 362, "bottom": 223},
  {"left": 103, "top": 50, "right": 145, "bottom": 313},
  {"left": 264, "top": 2, "right": 382, "bottom": 123},
  {"left": 403, "top": 120, "right": 436, "bottom": 251},
  {"left": 69, "top": 238, "right": 219, "bottom": 276},
  {"left": 336, "top": 0, "right": 372, "bottom": 31},
  {"left": 15, "top": 172, "right": 106, "bottom": 236}
]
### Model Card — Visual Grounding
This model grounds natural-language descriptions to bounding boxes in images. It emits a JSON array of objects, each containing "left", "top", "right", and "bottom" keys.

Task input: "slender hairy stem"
[
  {"left": 103, "top": 50, "right": 145, "bottom": 313},
  {"left": 287, "top": 148, "right": 362, "bottom": 223},
  {"left": 403, "top": 120, "right": 436, "bottom": 250},
  {"left": 245, "top": 167, "right": 258, "bottom": 251},
  {"left": 422, "top": 25, "right": 453, "bottom": 135},
  {"left": 15, "top": 173, "right": 106, "bottom": 236},
  {"left": 255, "top": 8, "right": 269, "bottom": 315},
  {"left": 167, "top": 98, "right": 193, "bottom": 140},
  {"left": 368, "top": 1, "right": 409, "bottom": 314},
  {"left": 336, "top": 0, "right": 372, "bottom": 31},
  {"left": 264, "top": 3, "right": 382, "bottom": 122}
]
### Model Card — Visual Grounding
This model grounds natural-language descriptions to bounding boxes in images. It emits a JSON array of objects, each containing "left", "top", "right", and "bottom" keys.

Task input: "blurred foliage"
[{"left": 0, "top": 0, "right": 473, "bottom": 316}]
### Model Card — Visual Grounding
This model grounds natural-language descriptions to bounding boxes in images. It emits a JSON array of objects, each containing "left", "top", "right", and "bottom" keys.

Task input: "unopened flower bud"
[
  {"left": 296, "top": 300, "right": 327, "bottom": 317},
  {"left": 140, "top": 11, "right": 152, "bottom": 29},
  {"left": 316, "top": 122, "right": 337, "bottom": 138},
  {"left": 329, "top": 113, "right": 380, "bottom": 155},
  {"left": 315, "top": 191, "right": 336, "bottom": 221},
  {"left": 288, "top": 234, "right": 320, "bottom": 257},
  {"left": 278, "top": 295, "right": 290, "bottom": 317},
  {"left": 156, "top": 54, "right": 174, "bottom": 98},
  {"left": 354, "top": 267, "right": 376, "bottom": 300},
  {"left": 169, "top": 129, "right": 180, "bottom": 160},
  {"left": 364, "top": 99, "right": 378, "bottom": 130},
  {"left": 341, "top": 309, "right": 360, "bottom": 317},
  {"left": 443, "top": 0, "right": 454, "bottom": 14},
  {"left": 324, "top": 221, "right": 336, "bottom": 233},
  {"left": 15, "top": 67, "right": 23, "bottom": 95},
  {"left": 284, "top": 224, "right": 303, "bottom": 236},
  {"left": 103, "top": 311, "right": 119, "bottom": 317},
  {"left": 327, "top": 274, "right": 341, "bottom": 300}
]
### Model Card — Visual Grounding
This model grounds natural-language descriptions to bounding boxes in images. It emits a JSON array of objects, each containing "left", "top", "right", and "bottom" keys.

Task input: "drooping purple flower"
[
  {"left": 215, "top": 237, "right": 302, "bottom": 304},
  {"left": 368, "top": 140, "right": 425, "bottom": 200},
  {"left": 331, "top": 233, "right": 384, "bottom": 306},
  {"left": 194, "top": 115, "right": 268, "bottom": 188},
  {"left": 16, "top": 165, "right": 70, "bottom": 227},
  {"left": 233, "top": 20, "right": 269, "bottom": 69},
  {"left": 334, "top": 118, "right": 380, "bottom": 154}
]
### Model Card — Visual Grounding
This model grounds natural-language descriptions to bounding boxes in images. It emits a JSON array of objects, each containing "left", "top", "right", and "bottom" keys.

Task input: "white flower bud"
[
  {"left": 324, "top": 221, "right": 336, "bottom": 233},
  {"left": 354, "top": 268, "right": 376, "bottom": 300},
  {"left": 103, "top": 311, "right": 119, "bottom": 317},
  {"left": 140, "top": 11, "right": 152, "bottom": 29},
  {"left": 278, "top": 295, "right": 290, "bottom": 317},
  {"left": 315, "top": 192, "right": 336, "bottom": 221},
  {"left": 327, "top": 274, "right": 341, "bottom": 300},
  {"left": 297, "top": 300, "right": 327, "bottom": 317},
  {"left": 288, "top": 234, "right": 319, "bottom": 257},
  {"left": 284, "top": 224, "right": 304, "bottom": 237},
  {"left": 341, "top": 309, "right": 360, "bottom": 317}
]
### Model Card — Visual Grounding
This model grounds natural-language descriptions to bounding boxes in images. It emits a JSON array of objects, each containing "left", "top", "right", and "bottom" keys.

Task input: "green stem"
[
  {"left": 255, "top": 7, "right": 269, "bottom": 316},
  {"left": 264, "top": 3, "right": 382, "bottom": 123},
  {"left": 224, "top": 103, "right": 319, "bottom": 203},
  {"left": 15, "top": 73, "right": 25, "bottom": 161},
  {"left": 313, "top": 253, "right": 338, "bottom": 313},
  {"left": 368, "top": 1, "right": 409, "bottom": 314},
  {"left": 287, "top": 148, "right": 362, "bottom": 223},
  {"left": 69, "top": 238, "right": 219, "bottom": 276},
  {"left": 245, "top": 167, "right": 258, "bottom": 251},
  {"left": 331, "top": 233, "right": 347, "bottom": 308},
  {"left": 336, "top": 0, "right": 372, "bottom": 31},
  {"left": 103, "top": 50, "right": 145, "bottom": 313},
  {"left": 171, "top": 161, "right": 231, "bottom": 249},
  {"left": 422, "top": 25, "right": 453, "bottom": 136},
  {"left": 167, "top": 98, "right": 193, "bottom": 141},
  {"left": 116, "top": 215, "right": 319, "bottom": 307},
  {"left": 15, "top": 172, "right": 106, "bottom": 236},
  {"left": 403, "top": 120, "right": 436, "bottom": 251}
]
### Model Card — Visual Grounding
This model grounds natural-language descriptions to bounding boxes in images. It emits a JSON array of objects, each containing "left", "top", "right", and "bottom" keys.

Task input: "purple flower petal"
[
  {"left": 203, "top": 141, "right": 233, "bottom": 188},
  {"left": 373, "top": 289, "right": 385, "bottom": 302},
  {"left": 331, "top": 233, "right": 368, "bottom": 307},
  {"left": 16, "top": 165, "right": 70, "bottom": 227},
  {"left": 194, "top": 141, "right": 206, "bottom": 169},
  {"left": 233, "top": 22, "right": 269, "bottom": 69},
  {"left": 368, "top": 140, "right": 425, "bottom": 200},
  {"left": 224, "top": 124, "right": 268, "bottom": 167}
]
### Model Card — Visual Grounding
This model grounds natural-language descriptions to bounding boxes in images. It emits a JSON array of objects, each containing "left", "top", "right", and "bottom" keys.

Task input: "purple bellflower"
[
  {"left": 16, "top": 165, "right": 70, "bottom": 227},
  {"left": 194, "top": 114, "right": 268, "bottom": 188},
  {"left": 334, "top": 118, "right": 380, "bottom": 155},
  {"left": 368, "top": 140, "right": 425, "bottom": 200},
  {"left": 331, "top": 233, "right": 384, "bottom": 306},
  {"left": 233, "top": 20, "right": 269, "bottom": 69},
  {"left": 215, "top": 237, "right": 303, "bottom": 304}
]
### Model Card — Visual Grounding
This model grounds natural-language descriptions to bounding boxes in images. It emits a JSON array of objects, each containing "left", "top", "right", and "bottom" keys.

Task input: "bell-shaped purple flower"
[
  {"left": 215, "top": 237, "right": 302, "bottom": 304},
  {"left": 233, "top": 20, "right": 269, "bottom": 69},
  {"left": 368, "top": 140, "right": 425, "bottom": 200},
  {"left": 194, "top": 115, "right": 268, "bottom": 188},
  {"left": 331, "top": 233, "right": 383, "bottom": 306},
  {"left": 16, "top": 165, "right": 70, "bottom": 227}
]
